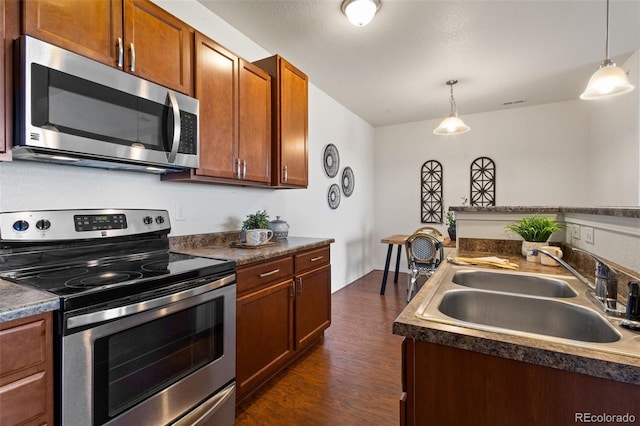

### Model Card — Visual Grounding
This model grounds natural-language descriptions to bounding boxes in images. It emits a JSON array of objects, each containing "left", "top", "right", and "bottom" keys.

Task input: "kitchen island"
[{"left": 394, "top": 250, "right": 640, "bottom": 425}]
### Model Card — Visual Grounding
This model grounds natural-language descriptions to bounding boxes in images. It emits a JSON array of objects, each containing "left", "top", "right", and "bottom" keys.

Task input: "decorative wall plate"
[
  {"left": 341, "top": 167, "right": 355, "bottom": 197},
  {"left": 328, "top": 184, "right": 341, "bottom": 209},
  {"left": 323, "top": 144, "right": 340, "bottom": 178}
]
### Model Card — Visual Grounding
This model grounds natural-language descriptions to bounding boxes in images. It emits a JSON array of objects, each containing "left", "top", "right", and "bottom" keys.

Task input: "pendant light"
[
  {"left": 341, "top": 0, "right": 380, "bottom": 27},
  {"left": 580, "top": 0, "right": 634, "bottom": 100},
  {"left": 433, "top": 80, "right": 470, "bottom": 136}
]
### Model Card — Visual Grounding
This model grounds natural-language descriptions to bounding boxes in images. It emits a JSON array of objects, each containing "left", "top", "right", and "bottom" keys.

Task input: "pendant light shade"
[
  {"left": 434, "top": 80, "right": 470, "bottom": 136},
  {"left": 580, "top": 0, "right": 634, "bottom": 100},
  {"left": 341, "top": 0, "right": 380, "bottom": 27}
]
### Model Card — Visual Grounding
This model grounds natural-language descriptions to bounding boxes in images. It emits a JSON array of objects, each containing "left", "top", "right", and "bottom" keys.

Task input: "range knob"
[
  {"left": 143, "top": 216, "right": 153, "bottom": 225},
  {"left": 36, "top": 219, "right": 51, "bottom": 230},
  {"left": 12, "top": 220, "right": 29, "bottom": 232},
  {"left": 155, "top": 216, "right": 165, "bottom": 224}
]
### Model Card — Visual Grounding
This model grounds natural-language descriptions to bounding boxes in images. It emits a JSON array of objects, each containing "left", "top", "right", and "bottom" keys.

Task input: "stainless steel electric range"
[{"left": 0, "top": 209, "right": 236, "bottom": 426}]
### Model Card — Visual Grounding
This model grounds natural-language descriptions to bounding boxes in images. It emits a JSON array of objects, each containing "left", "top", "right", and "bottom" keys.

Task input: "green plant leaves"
[{"left": 506, "top": 215, "right": 564, "bottom": 242}]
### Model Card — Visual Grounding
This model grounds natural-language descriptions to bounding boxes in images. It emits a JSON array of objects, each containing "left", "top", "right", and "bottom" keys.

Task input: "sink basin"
[
  {"left": 438, "top": 290, "right": 621, "bottom": 343},
  {"left": 452, "top": 270, "right": 577, "bottom": 298}
]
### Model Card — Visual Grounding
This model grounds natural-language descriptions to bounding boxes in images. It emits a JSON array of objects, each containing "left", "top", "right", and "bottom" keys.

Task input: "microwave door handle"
[{"left": 167, "top": 91, "right": 181, "bottom": 163}]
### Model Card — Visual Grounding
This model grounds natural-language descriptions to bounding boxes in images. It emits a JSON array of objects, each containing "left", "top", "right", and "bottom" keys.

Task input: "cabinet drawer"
[
  {"left": 0, "top": 319, "right": 46, "bottom": 379},
  {"left": 0, "top": 371, "right": 48, "bottom": 425},
  {"left": 294, "top": 246, "right": 330, "bottom": 274},
  {"left": 237, "top": 256, "right": 294, "bottom": 295}
]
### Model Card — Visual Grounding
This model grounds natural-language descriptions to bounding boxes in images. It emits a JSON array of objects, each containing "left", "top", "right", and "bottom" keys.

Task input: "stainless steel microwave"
[{"left": 14, "top": 36, "right": 199, "bottom": 173}]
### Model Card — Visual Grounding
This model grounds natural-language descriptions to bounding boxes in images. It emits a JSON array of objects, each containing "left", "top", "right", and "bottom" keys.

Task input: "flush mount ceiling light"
[
  {"left": 580, "top": 0, "right": 634, "bottom": 100},
  {"left": 341, "top": 0, "right": 380, "bottom": 27},
  {"left": 433, "top": 80, "right": 471, "bottom": 136}
]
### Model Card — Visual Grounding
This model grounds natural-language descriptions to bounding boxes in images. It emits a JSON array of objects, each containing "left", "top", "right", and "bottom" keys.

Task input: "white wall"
[
  {"left": 0, "top": 0, "right": 376, "bottom": 293},
  {"left": 587, "top": 51, "right": 640, "bottom": 206},
  {"left": 373, "top": 100, "right": 593, "bottom": 270}
]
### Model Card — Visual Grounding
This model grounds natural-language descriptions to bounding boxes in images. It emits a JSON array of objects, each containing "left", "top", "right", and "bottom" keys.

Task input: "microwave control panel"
[{"left": 178, "top": 111, "right": 198, "bottom": 155}]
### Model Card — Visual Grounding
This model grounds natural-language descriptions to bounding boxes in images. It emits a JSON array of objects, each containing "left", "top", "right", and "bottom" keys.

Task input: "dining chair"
[
  {"left": 413, "top": 226, "right": 443, "bottom": 237},
  {"left": 405, "top": 231, "right": 443, "bottom": 302}
]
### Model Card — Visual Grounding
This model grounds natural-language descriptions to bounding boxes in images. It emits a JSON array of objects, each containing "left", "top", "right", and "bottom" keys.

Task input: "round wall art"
[
  {"left": 341, "top": 166, "right": 355, "bottom": 197},
  {"left": 328, "top": 183, "right": 341, "bottom": 209},
  {"left": 323, "top": 144, "right": 340, "bottom": 178}
]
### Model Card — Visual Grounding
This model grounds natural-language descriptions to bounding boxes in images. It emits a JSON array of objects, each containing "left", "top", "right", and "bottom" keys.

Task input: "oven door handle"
[{"left": 66, "top": 273, "right": 235, "bottom": 330}]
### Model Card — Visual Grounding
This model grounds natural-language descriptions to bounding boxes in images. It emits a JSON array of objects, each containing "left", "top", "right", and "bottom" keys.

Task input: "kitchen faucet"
[{"left": 529, "top": 247, "right": 625, "bottom": 317}]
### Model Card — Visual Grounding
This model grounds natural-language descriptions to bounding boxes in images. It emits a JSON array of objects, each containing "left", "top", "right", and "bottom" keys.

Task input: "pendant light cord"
[
  {"left": 449, "top": 82, "right": 459, "bottom": 117},
  {"left": 604, "top": 0, "right": 610, "bottom": 60}
]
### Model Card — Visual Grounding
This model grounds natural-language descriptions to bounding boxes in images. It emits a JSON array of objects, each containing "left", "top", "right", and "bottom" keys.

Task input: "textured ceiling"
[{"left": 197, "top": 0, "right": 640, "bottom": 127}]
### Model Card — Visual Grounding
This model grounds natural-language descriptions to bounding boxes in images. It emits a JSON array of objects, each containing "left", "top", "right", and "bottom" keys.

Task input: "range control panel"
[{"left": 0, "top": 209, "right": 171, "bottom": 242}]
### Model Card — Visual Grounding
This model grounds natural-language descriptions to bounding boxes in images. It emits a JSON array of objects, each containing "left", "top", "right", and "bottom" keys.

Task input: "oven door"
[{"left": 61, "top": 275, "right": 235, "bottom": 426}]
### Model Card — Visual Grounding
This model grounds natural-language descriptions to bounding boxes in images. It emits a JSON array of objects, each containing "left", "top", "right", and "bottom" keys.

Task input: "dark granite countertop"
[
  {"left": 170, "top": 235, "right": 335, "bottom": 266},
  {"left": 0, "top": 279, "right": 59, "bottom": 323},
  {"left": 393, "top": 250, "right": 640, "bottom": 386},
  {"left": 450, "top": 205, "right": 640, "bottom": 218}
]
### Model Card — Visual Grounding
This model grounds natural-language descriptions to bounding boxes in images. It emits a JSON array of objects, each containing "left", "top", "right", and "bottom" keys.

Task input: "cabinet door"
[
  {"left": 278, "top": 58, "right": 308, "bottom": 187},
  {"left": 194, "top": 34, "right": 238, "bottom": 180},
  {"left": 23, "top": 0, "right": 123, "bottom": 67},
  {"left": 123, "top": 0, "right": 193, "bottom": 95},
  {"left": 295, "top": 264, "right": 331, "bottom": 349},
  {"left": 238, "top": 59, "right": 271, "bottom": 184},
  {"left": 236, "top": 279, "right": 294, "bottom": 399}
]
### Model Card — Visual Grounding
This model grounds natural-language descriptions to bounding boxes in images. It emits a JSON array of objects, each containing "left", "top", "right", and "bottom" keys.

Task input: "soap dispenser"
[
  {"left": 627, "top": 282, "right": 640, "bottom": 320},
  {"left": 621, "top": 281, "right": 640, "bottom": 330}
]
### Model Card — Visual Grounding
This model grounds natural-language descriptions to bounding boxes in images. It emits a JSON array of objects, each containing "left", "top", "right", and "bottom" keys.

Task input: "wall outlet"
[
  {"left": 583, "top": 226, "right": 594, "bottom": 245},
  {"left": 175, "top": 204, "right": 186, "bottom": 221},
  {"left": 570, "top": 224, "right": 580, "bottom": 240}
]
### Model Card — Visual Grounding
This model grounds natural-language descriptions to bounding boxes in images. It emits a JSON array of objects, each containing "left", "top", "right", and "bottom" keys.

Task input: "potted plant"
[
  {"left": 445, "top": 211, "right": 456, "bottom": 241},
  {"left": 506, "top": 215, "right": 564, "bottom": 259},
  {"left": 242, "top": 210, "right": 270, "bottom": 230},
  {"left": 241, "top": 210, "right": 270, "bottom": 242}
]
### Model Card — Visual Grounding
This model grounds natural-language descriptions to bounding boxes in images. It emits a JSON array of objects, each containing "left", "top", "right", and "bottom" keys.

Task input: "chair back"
[
  {"left": 405, "top": 232, "right": 443, "bottom": 267},
  {"left": 413, "top": 226, "right": 443, "bottom": 237}
]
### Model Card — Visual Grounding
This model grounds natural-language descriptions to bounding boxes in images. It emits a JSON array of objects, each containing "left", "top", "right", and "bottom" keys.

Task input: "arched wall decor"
[
  {"left": 470, "top": 156, "right": 496, "bottom": 206},
  {"left": 420, "top": 160, "right": 443, "bottom": 223}
]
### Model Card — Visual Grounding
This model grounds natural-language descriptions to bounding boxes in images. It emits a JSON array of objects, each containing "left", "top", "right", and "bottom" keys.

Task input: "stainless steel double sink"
[{"left": 415, "top": 266, "right": 640, "bottom": 357}]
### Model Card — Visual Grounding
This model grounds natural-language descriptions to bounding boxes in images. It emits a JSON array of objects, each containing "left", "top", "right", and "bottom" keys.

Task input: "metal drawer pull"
[
  {"left": 117, "top": 37, "right": 124, "bottom": 68},
  {"left": 310, "top": 256, "right": 324, "bottom": 262},
  {"left": 130, "top": 43, "right": 136, "bottom": 72},
  {"left": 259, "top": 269, "right": 280, "bottom": 278}
]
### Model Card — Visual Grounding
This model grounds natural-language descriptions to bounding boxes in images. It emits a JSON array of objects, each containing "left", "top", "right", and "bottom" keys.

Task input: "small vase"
[
  {"left": 521, "top": 241, "right": 547, "bottom": 262},
  {"left": 447, "top": 226, "right": 457, "bottom": 241}
]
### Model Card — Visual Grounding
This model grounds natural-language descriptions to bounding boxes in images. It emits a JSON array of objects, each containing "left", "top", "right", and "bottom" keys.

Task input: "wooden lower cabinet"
[
  {"left": 0, "top": 311, "right": 54, "bottom": 426},
  {"left": 236, "top": 245, "right": 331, "bottom": 404},
  {"left": 401, "top": 338, "right": 640, "bottom": 426}
]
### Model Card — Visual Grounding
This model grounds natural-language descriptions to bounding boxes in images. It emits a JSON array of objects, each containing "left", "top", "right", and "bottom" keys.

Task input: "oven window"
[
  {"left": 93, "top": 297, "right": 224, "bottom": 423},
  {"left": 31, "top": 63, "right": 169, "bottom": 151}
]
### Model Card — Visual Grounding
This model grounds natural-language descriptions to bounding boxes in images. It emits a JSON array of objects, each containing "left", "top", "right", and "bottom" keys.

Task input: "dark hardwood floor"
[{"left": 235, "top": 270, "right": 409, "bottom": 425}]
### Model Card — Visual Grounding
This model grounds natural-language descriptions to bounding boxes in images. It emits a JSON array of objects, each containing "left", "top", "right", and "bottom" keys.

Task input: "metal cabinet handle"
[
  {"left": 291, "top": 280, "right": 295, "bottom": 299},
  {"left": 283, "top": 165, "right": 288, "bottom": 182},
  {"left": 297, "top": 277, "right": 303, "bottom": 294},
  {"left": 259, "top": 269, "right": 280, "bottom": 278},
  {"left": 242, "top": 160, "right": 247, "bottom": 179},
  {"left": 117, "top": 37, "right": 124, "bottom": 68},
  {"left": 236, "top": 158, "right": 242, "bottom": 179},
  {"left": 130, "top": 43, "right": 136, "bottom": 72},
  {"left": 310, "top": 256, "right": 324, "bottom": 262}
]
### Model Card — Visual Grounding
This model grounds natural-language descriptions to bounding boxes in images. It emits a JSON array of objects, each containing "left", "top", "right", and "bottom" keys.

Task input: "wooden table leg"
[
  {"left": 394, "top": 244, "right": 402, "bottom": 283},
  {"left": 380, "top": 243, "right": 393, "bottom": 295}
]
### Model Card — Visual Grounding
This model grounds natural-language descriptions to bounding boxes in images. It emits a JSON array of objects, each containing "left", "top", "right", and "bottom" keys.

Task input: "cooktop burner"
[{"left": 0, "top": 209, "right": 236, "bottom": 312}]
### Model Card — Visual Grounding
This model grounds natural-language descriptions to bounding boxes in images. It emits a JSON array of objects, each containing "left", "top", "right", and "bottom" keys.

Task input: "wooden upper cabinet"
[
  {"left": 193, "top": 34, "right": 238, "bottom": 180},
  {"left": 238, "top": 59, "right": 271, "bottom": 184},
  {"left": 254, "top": 55, "right": 308, "bottom": 188},
  {"left": 1, "top": 0, "right": 19, "bottom": 159},
  {"left": 163, "top": 34, "right": 271, "bottom": 186},
  {"left": 23, "top": 0, "right": 193, "bottom": 95},
  {"left": 122, "top": 0, "right": 193, "bottom": 95}
]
